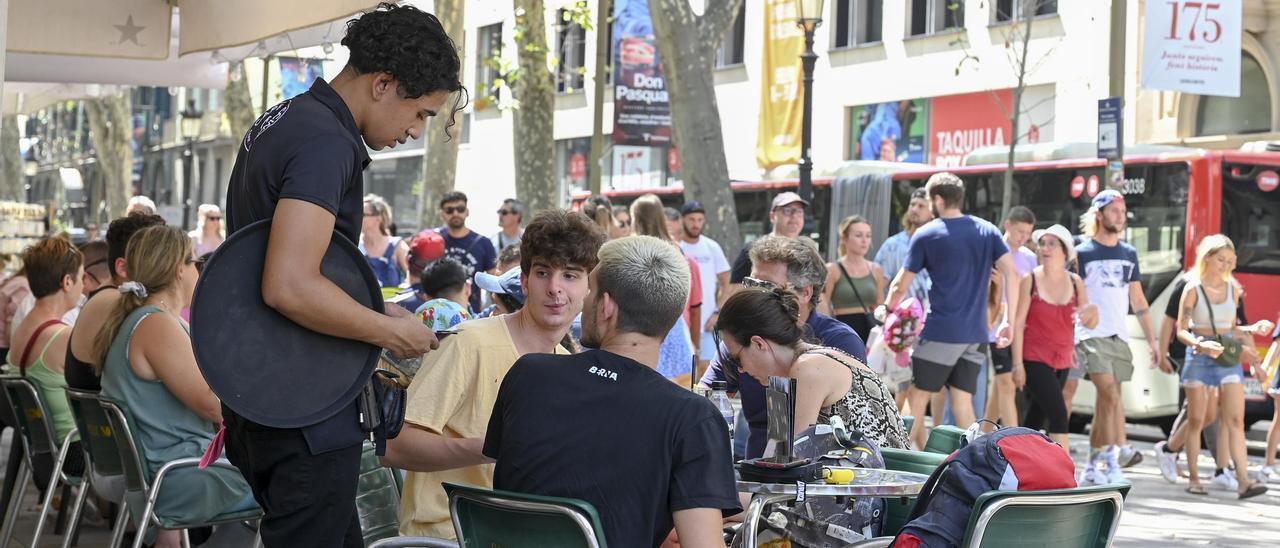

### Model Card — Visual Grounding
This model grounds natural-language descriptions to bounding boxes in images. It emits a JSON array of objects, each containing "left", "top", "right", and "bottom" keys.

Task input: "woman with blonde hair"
[
  {"left": 94, "top": 226, "right": 256, "bottom": 546},
  {"left": 188, "top": 204, "right": 225, "bottom": 256},
  {"left": 1160, "top": 235, "right": 1272, "bottom": 498},
  {"left": 361, "top": 194, "right": 410, "bottom": 287},
  {"left": 631, "top": 194, "right": 701, "bottom": 380},
  {"left": 823, "top": 215, "right": 884, "bottom": 342}
]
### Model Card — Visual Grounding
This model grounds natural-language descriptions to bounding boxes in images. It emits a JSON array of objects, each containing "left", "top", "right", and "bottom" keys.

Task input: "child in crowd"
[{"left": 414, "top": 257, "right": 472, "bottom": 331}]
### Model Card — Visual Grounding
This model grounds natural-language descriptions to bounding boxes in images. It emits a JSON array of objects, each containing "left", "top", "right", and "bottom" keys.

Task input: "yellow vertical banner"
[{"left": 756, "top": 0, "right": 805, "bottom": 171}]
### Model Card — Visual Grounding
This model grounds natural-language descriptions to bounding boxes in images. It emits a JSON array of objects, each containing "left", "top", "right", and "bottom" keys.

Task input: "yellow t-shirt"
[{"left": 397, "top": 315, "right": 568, "bottom": 538}]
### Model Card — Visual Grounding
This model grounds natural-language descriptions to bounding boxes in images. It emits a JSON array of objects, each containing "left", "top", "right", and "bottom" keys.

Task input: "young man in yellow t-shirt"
[{"left": 381, "top": 209, "right": 605, "bottom": 538}]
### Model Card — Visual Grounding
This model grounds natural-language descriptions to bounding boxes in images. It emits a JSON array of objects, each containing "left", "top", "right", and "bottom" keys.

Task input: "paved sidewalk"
[{"left": 1066, "top": 433, "right": 1279, "bottom": 547}]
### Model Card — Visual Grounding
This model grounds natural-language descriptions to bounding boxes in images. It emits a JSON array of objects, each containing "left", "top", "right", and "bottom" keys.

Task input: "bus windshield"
[
  {"left": 890, "top": 162, "right": 1190, "bottom": 303},
  {"left": 1222, "top": 161, "right": 1280, "bottom": 274}
]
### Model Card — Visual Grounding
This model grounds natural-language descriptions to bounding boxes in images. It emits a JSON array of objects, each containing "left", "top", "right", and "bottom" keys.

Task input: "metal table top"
[{"left": 737, "top": 468, "right": 929, "bottom": 497}]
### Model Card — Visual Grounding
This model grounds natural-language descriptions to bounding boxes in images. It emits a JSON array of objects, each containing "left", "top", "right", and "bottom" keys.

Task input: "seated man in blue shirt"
[
  {"left": 700, "top": 235, "right": 867, "bottom": 459},
  {"left": 484, "top": 236, "right": 740, "bottom": 547}
]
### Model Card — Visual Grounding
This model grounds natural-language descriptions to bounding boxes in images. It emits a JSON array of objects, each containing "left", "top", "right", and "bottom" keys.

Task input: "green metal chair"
[
  {"left": 961, "top": 483, "right": 1130, "bottom": 547},
  {"left": 879, "top": 447, "right": 947, "bottom": 537},
  {"left": 443, "top": 482, "right": 608, "bottom": 548},
  {"left": 923, "top": 424, "right": 967, "bottom": 454},
  {"left": 65, "top": 388, "right": 128, "bottom": 548},
  {"left": 358, "top": 442, "right": 403, "bottom": 546},
  {"left": 98, "top": 398, "right": 263, "bottom": 548},
  {"left": 0, "top": 376, "right": 84, "bottom": 548}
]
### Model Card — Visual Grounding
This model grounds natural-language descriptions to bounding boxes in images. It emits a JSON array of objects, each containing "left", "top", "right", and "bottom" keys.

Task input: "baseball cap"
[
  {"left": 473, "top": 267, "right": 525, "bottom": 305},
  {"left": 680, "top": 200, "right": 706, "bottom": 216},
  {"left": 1090, "top": 189, "right": 1124, "bottom": 212},
  {"left": 1032, "top": 224, "right": 1077, "bottom": 263},
  {"left": 771, "top": 192, "right": 809, "bottom": 210},
  {"left": 408, "top": 229, "right": 446, "bottom": 269}
]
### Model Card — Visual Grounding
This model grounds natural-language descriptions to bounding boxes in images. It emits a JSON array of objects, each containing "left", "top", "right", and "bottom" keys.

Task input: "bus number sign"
[{"left": 1119, "top": 178, "right": 1147, "bottom": 195}]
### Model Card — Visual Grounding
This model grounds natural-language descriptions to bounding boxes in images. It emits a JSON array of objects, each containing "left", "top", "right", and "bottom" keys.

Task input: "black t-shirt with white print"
[{"left": 483, "top": 350, "right": 741, "bottom": 547}]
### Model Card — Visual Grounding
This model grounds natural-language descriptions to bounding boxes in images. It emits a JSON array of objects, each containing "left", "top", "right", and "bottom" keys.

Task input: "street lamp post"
[
  {"left": 179, "top": 100, "right": 203, "bottom": 231},
  {"left": 795, "top": 0, "right": 824, "bottom": 234}
]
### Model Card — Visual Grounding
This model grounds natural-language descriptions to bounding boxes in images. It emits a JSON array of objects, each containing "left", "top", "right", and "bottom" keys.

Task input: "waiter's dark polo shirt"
[{"left": 224, "top": 79, "right": 372, "bottom": 454}]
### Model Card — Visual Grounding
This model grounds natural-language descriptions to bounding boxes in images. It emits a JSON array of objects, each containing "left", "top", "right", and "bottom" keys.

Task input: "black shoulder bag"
[
  {"left": 837, "top": 262, "right": 881, "bottom": 327},
  {"left": 1198, "top": 283, "right": 1244, "bottom": 367}
]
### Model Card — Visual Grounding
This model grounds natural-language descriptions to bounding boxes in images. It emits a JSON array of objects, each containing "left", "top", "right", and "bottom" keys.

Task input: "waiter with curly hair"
[{"left": 221, "top": 4, "right": 464, "bottom": 545}]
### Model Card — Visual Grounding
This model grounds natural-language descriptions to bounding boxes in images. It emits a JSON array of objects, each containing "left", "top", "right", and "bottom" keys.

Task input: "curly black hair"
[{"left": 343, "top": 3, "right": 463, "bottom": 98}]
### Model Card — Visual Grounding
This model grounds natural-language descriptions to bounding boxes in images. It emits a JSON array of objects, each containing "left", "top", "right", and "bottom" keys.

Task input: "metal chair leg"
[
  {"left": 31, "top": 431, "right": 75, "bottom": 545},
  {"left": 60, "top": 480, "right": 91, "bottom": 548},
  {"left": 180, "top": 528, "right": 191, "bottom": 548},
  {"left": 108, "top": 503, "right": 129, "bottom": 548},
  {"left": 130, "top": 484, "right": 163, "bottom": 548},
  {"left": 0, "top": 460, "right": 31, "bottom": 548}
]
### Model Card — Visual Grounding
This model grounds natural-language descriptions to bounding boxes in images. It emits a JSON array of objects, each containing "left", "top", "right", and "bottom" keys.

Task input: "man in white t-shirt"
[{"left": 677, "top": 201, "right": 731, "bottom": 366}]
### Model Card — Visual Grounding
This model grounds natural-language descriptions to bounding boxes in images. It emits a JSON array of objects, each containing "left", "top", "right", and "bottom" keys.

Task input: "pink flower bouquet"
[{"left": 882, "top": 297, "right": 925, "bottom": 368}]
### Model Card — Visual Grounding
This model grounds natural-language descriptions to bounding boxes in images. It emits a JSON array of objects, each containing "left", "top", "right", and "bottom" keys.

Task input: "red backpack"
[{"left": 893, "top": 427, "right": 1077, "bottom": 547}]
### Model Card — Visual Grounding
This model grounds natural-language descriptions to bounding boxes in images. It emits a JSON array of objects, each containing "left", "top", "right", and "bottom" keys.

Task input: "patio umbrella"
[{"left": 3, "top": 0, "right": 374, "bottom": 89}]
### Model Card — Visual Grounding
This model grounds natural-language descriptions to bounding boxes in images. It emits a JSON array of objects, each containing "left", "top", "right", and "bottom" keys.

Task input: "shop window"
[
  {"left": 1195, "top": 53, "right": 1272, "bottom": 136},
  {"left": 834, "top": 0, "right": 883, "bottom": 48}
]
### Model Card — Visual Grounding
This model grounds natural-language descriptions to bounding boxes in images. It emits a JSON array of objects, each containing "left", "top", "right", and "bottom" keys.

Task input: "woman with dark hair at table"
[{"left": 716, "top": 286, "right": 908, "bottom": 450}]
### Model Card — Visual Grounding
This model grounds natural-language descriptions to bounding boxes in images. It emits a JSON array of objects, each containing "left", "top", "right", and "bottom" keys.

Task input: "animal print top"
[{"left": 806, "top": 346, "right": 910, "bottom": 450}]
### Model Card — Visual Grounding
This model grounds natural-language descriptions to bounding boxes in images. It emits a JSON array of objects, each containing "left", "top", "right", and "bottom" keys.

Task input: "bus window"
[{"left": 1222, "top": 162, "right": 1280, "bottom": 274}]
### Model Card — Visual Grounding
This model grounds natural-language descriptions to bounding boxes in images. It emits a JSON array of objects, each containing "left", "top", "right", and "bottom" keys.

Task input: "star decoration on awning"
[{"left": 115, "top": 14, "right": 145, "bottom": 46}]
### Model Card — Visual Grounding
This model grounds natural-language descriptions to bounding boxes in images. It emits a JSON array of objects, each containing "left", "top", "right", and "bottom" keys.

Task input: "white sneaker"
[
  {"left": 1154, "top": 441, "right": 1179, "bottom": 483},
  {"left": 1211, "top": 471, "right": 1239, "bottom": 491},
  {"left": 1261, "top": 465, "right": 1280, "bottom": 483},
  {"left": 1079, "top": 465, "right": 1108, "bottom": 486},
  {"left": 1119, "top": 444, "right": 1143, "bottom": 468},
  {"left": 1105, "top": 463, "right": 1128, "bottom": 484}
]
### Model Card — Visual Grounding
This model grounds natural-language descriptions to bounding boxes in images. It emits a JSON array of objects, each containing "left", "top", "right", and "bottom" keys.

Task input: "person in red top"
[{"left": 1013, "top": 224, "right": 1098, "bottom": 450}]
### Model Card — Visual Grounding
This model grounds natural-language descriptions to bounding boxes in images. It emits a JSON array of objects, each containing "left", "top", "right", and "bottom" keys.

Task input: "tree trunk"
[
  {"left": 0, "top": 115, "right": 23, "bottom": 202},
  {"left": 1002, "top": 0, "right": 1037, "bottom": 220},
  {"left": 422, "top": 0, "right": 465, "bottom": 228},
  {"left": 85, "top": 92, "right": 134, "bottom": 218},
  {"left": 511, "top": 0, "right": 558, "bottom": 215},
  {"left": 649, "top": 0, "right": 745, "bottom": 259},
  {"left": 226, "top": 62, "right": 258, "bottom": 145}
]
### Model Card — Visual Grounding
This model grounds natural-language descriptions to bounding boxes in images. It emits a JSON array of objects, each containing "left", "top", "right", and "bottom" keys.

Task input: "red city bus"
[{"left": 574, "top": 143, "right": 1280, "bottom": 430}]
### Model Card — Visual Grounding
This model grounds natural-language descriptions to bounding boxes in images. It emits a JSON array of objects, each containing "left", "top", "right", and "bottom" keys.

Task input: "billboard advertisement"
[
  {"left": 612, "top": 0, "right": 672, "bottom": 146},
  {"left": 1141, "top": 0, "right": 1242, "bottom": 97},
  {"left": 756, "top": 0, "right": 805, "bottom": 170},
  {"left": 849, "top": 99, "right": 928, "bottom": 163}
]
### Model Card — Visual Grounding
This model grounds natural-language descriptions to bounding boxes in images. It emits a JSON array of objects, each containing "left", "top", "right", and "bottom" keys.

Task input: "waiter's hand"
[{"left": 384, "top": 309, "right": 439, "bottom": 357}]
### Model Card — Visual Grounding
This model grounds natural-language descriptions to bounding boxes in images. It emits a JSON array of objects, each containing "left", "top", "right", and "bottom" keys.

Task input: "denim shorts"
[{"left": 1180, "top": 345, "right": 1243, "bottom": 388}]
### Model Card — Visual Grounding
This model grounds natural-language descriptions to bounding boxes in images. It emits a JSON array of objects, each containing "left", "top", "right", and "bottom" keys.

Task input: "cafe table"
[{"left": 736, "top": 468, "right": 929, "bottom": 547}]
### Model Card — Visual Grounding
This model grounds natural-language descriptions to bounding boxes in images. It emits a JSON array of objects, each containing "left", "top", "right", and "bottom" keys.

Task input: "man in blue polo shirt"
[
  {"left": 221, "top": 5, "right": 461, "bottom": 546},
  {"left": 700, "top": 235, "right": 866, "bottom": 459},
  {"left": 885, "top": 172, "right": 1018, "bottom": 449}
]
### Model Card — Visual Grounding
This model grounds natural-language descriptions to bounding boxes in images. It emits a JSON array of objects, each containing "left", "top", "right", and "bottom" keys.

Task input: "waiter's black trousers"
[{"left": 223, "top": 409, "right": 363, "bottom": 548}]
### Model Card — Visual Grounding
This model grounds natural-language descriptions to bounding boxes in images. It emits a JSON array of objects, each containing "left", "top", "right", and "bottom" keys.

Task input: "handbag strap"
[
  {"left": 837, "top": 261, "right": 873, "bottom": 313},
  {"left": 1197, "top": 284, "right": 1221, "bottom": 337}
]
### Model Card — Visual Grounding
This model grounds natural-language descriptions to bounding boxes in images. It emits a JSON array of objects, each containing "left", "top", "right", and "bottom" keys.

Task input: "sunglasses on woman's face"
[
  {"left": 712, "top": 331, "right": 743, "bottom": 377},
  {"left": 207, "top": 216, "right": 222, "bottom": 221}
]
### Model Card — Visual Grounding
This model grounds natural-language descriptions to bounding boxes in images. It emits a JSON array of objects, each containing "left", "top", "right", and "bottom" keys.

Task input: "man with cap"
[
  {"left": 1074, "top": 189, "right": 1159, "bottom": 485},
  {"left": 390, "top": 229, "right": 448, "bottom": 313},
  {"left": 727, "top": 191, "right": 809, "bottom": 297},
  {"left": 490, "top": 198, "right": 525, "bottom": 252},
  {"left": 678, "top": 200, "right": 732, "bottom": 368},
  {"left": 883, "top": 173, "right": 1019, "bottom": 450}
]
